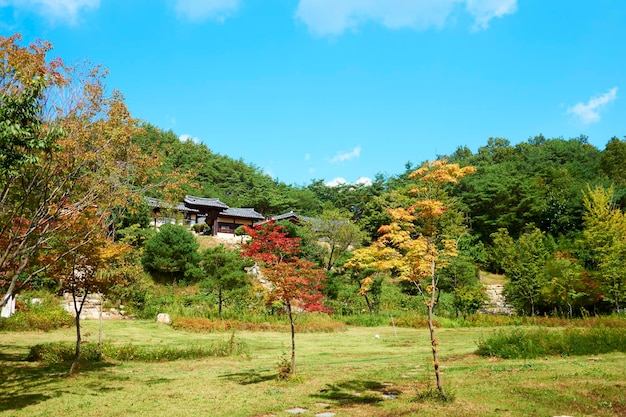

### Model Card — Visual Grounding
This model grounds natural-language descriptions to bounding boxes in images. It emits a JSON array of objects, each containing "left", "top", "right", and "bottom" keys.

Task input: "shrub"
[
  {"left": 0, "top": 298, "right": 73, "bottom": 332},
  {"left": 476, "top": 326, "right": 626, "bottom": 359},
  {"left": 276, "top": 353, "right": 292, "bottom": 380},
  {"left": 27, "top": 335, "right": 250, "bottom": 364},
  {"left": 393, "top": 315, "right": 441, "bottom": 328},
  {"left": 172, "top": 317, "right": 347, "bottom": 333},
  {"left": 27, "top": 342, "right": 100, "bottom": 363},
  {"left": 341, "top": 313, "right": 390, "bottom": 327}
]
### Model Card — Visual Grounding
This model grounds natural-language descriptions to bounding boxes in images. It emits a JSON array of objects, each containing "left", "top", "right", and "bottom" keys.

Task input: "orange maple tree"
[
  {"left": 346, "top": 159, "right": 475, "bottom": 397},
  {"left": 47, "top": 207, "right": 130, "bottom": 374}
]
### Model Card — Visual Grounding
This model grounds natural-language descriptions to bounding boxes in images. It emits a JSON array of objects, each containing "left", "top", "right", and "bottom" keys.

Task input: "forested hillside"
[
  {"left": 138, "top": 124, "right": 626, "bottom": 317},
  {"left": 139, "top": 123, "right": 626, "bottom": 246}
]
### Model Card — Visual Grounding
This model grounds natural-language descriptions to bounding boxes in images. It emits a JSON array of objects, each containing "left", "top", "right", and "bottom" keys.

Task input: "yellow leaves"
[
  {"left": 359, "top": 277, "right": 373, "bottom": 295},
  {"left": 387, "top": 207, "right": 415, "bottom": 222},
  {"left": 408, "top": 159, "right": 476, "bottom": 185},
  {"left": 414, "top": 199, "right": 447, "bottom": 218}
]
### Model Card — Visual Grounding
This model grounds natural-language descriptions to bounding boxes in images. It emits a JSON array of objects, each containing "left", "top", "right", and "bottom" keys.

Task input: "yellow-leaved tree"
[{"left": 346, "top": 159, "right": 475, "bottom": 398}]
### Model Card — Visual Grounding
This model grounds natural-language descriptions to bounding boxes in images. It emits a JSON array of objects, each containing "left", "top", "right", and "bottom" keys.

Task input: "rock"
[
  {"left": 156, "top": 313, "right": 171, "bottom": 324},
  {"left": 285, "top": 408, "right": 308, "bottom": 414}
]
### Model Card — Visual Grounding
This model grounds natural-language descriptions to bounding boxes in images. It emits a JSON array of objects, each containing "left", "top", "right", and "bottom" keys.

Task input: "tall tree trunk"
[
  {"left": 427, "top": 259, "right": 444, "bottom": 397},
  {"left": 287, "top": 301, "right": 296, "bottom": 376}
]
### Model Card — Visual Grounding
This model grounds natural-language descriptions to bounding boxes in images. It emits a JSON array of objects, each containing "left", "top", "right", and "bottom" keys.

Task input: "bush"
[
  {"left": 476, "top": 326, "right": 626, "bottom": 359},
  {"left": 393, "top": 315, "right": 441, "bottom": 328},
  {"left": 341, "top": 313, "right": 390, "bottom": 327},
  {"left": 172, "top": 316, "right": 347, "bottom": 333},
  {"left": 27, "top": 342, "right": 100, "bottom": 363},
  {"left": 0, "top": 297, "right": 73, "bottom": 331},
  {"left": 27, "top": 335, "right": 250, "bottom": 364}
]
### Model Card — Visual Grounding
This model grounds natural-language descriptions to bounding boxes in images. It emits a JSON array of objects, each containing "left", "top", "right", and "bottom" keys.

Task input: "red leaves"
[{"left": 241, "top": 221, "right": 329, "bottom": 314}]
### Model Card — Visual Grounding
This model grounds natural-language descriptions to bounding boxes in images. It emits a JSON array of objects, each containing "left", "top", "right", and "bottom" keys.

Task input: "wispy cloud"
[
  {"left": 466, "top": 0, "right": 517, "bottom": 31},
  {"left": 179, "top": 133, "right": 200, "bottom": 144},
  {"left": 175, "top": 0, "right": 239, "bottom": 23},
  {"left": 0, "top": 0, "right": 99, "bottom": 25},
  {"left": 295, "top": 0, "right": 517, "bottom": 36},
  {"left": 567, "top": 87, "right": 618, "bottom": 124},
  {"left": 330, "top": 146, "right": 361, "bottom": 163}
]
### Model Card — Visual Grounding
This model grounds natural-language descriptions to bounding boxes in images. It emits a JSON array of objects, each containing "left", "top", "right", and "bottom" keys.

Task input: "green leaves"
[{"left": 142, "top": 224, "right": 200, "bottom": 282}]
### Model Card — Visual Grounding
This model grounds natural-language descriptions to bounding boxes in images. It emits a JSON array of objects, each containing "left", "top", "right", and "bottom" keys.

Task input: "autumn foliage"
[{"left": 241, "top": 221, "right": 329, "bottom": 375}]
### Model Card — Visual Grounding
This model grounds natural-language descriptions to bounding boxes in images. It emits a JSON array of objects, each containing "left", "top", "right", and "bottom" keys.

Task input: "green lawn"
[{"left": 1, "top": 320, "right": 625, "bottom": 416}]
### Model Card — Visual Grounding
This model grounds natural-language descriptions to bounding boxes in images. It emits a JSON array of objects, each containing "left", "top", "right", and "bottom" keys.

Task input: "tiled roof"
[
  {"left": 270, "top": 211, "right": 316, "bottom": 223},
  {"left": 184, "top": 195, "right": 229, "bottom": 209},
  {"left": 220, "top": 207, "right": 265, "bottom": 220},
  {"left": 146, "top": 197, "right": 199, "bottom": 212}
]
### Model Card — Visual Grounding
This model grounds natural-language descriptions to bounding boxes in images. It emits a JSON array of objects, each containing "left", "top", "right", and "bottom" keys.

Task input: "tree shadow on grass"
[
  {"left": 0, "top": 354, "right": 120, "bottom": 413},
  {"left": 312, "top": 380, "right": 402, "bottom": 406},
  {"left": 218, "top": 369, "right": 277, "bottom": 385}
]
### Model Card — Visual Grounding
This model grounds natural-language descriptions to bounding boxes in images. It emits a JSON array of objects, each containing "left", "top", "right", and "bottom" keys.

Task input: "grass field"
[{"left": 1, "top": 320, "right": 625, "bottom": 416}]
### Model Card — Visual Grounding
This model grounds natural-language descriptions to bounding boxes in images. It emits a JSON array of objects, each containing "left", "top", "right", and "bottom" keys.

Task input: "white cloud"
[
  {"left": 295, "top": 0, "right": 517, "bottom": 36},
  {"left": 330, "top": 146, "right": 361, "bottom": 163},
  {"left": 466, "top": 0, "right": 517, "bottom": 30},
  {"left": 175, "top": 0, "right": 239, "bottom": 22},
  {"left": 567, "top": 87, "right": 618, "bottom": 124},
  {"left": 179, "top": 133, "right": 200, "bottom": 144},
  {"left": 304, "top": 153, "right": 310, "bottom": 160},
  {"left": 355, "top": 176, "right": 373, "bottom": 186},
  {"left": 0, "top": 0, "right": 99, "bottom": 24},
  {"left": 325, "top": 177, "right": 347, "bottom": 187}
]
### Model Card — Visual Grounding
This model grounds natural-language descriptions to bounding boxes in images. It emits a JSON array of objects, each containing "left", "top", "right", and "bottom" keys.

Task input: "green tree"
[
  {"left": 581, "top": 186, "right": 626, "bottom": 313},
  {"left": 199, "top": 244, "right": 253, "bottom": 319},
  {"left": 601, "top": 137, "right": 626, "bottom": 187},
  {"left": 306, "top": 208, "right": 366, "bottom": 271},
  {"left": 542, "top": 251, "right": 587, "bottom": 318},
  {"left": 142, "top": 224, "right": 200, "bottom": 283},
  {"left": 493, "top": 227, "right": 551, "bottom": 316}
]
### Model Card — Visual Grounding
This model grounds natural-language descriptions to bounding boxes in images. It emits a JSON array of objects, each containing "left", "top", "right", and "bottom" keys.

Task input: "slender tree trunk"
[
  {"left": 98, "top": 294, "right": 103, "bottom": 360},
  {"left": 453, "top": 272, "right": 459, "bottom": 318},
  {"left": 326, "top": 246, "right": 335, "bottom": 271},
  {"left": 287, "top": 301, "right": 296, "bottom": 376},
  {"left": 427, "top": 259, "right": 444, "bottom": 397},
  {"left": 218, "top": 287, "right": 223, "bottom": 320},
  {"left": 363, "top": 294, "right": 373, "bottom": 314},
  {"left": 70, "top": 288, "right": 87, "bottom": 376}
]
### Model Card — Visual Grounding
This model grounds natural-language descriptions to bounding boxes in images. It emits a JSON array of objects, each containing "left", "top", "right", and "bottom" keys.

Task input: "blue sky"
[{"left": 1, "top": 1, "right": 624, "bottom": 186}]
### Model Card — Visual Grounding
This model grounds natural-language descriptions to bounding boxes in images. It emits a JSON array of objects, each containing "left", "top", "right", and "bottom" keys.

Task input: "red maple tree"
[{"left": 241, "top": 221, "right": 329, "bottom": 376}]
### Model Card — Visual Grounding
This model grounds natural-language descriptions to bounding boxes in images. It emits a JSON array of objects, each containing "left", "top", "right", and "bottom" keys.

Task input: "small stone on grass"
[{"left": 285, "top": 407, "right": 308, "bottom": 414}]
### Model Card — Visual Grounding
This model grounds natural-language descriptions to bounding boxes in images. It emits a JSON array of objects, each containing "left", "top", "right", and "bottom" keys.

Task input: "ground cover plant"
[
  {"left": 0, "top": 297, "right": 73, "bottom": 332},
  {"left": 476, "top": 325, "right": 626, "bottom": 359},
  {"left": 1, "top": 319, "right": 625, "bottom": 416}
]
